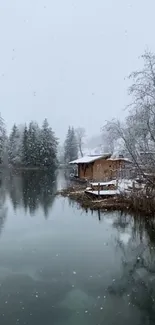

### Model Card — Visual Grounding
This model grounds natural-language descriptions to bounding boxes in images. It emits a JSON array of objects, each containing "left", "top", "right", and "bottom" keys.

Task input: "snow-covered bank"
[
  {"left": 56, "top": 185, "right": 131, "bottom": 212},
  {"left": 57, "top": 180, "right": 154, "bottom": 216}
]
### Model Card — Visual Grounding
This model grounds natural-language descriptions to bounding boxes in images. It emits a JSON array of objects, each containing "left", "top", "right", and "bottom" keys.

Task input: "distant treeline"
[
  {"left": 0, "top": 115, "right": 85, "bottom": 169},
  {"left": 0, "top": 118, "right": 58, "bottom": 169}
]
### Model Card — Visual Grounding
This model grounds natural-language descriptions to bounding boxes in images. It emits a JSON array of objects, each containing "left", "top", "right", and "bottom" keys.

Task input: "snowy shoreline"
[{"left": 57, "top": 182, "right": 154, "bottom": 216}]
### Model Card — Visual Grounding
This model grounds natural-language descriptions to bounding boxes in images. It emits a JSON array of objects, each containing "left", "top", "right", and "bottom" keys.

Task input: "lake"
[{"left": 0, "top": 170, "right": 155, "bottom": 324}]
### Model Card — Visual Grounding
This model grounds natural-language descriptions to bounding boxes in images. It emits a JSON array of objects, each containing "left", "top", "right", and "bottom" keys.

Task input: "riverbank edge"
[{"left": 56, "top": 185, "right": 155, "bottom": 216}]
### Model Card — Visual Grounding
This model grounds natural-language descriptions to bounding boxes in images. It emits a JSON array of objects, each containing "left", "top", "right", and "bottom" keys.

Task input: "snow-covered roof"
[
  {"left": 69, "top": 154, "right": 111, "bottom": 164},
  {"left": 107, "top": 157, "right": 132, "bottom": 163}
]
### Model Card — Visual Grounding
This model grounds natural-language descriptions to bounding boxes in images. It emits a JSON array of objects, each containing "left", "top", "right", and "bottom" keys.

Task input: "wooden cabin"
[{"left": 69, "top": 154, "right": 132, "bottom": 181}]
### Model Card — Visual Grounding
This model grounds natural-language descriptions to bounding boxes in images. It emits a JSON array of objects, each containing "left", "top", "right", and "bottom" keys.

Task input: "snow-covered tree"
[
  {"left": 103, "top": 51, "right": 155, "bottom": 183},
  {"left": 102, "top": 123, "right": 119, "bottom": 154},
  {"left": 8, "top": 124, "right": 21, "bottom": 165},
  {"left": 75, "top": 127, "right": 86, "bottom": 157},
  {"left": 27, "top": 122, "right": 40, "bottom": 166},
  {"left": 39, "top": 119, "right": 58, "bottom": 169},
  {"left": 0, "top": 114, "right": 7, "bottom": 164},
  {"left": 21, "top": 125, "right": 29, "bottom": 166},
  {"left": 20, "top": 119, "right": 58, "bottom": 169},
  {"left": 64, "top": 126, "right": 78, "bottom": 163},
  {"left": 125, "top": 51, "right": 155, "bottom": 168}
]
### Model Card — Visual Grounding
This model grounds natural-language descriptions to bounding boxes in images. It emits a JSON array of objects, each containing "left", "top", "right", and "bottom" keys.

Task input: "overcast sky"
[{"left": 0, "top": 0, "right": 154, "bottom": 141}]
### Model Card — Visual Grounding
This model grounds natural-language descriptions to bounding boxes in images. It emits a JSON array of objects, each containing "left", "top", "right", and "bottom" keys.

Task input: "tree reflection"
[
  {"left": 21, "top": 171, "right": 57, "bottom": 218},
  {"left": 113, "top": 212, "right": 130, "bottom": 231},
  {"left": 8, "top": 171, "right": 57, "bottom": 218},
  {"left": 9, "top": 173, "right": 23, "bottom": 210},
  {"left": 0, "top": 174, "right": 7, "bottom": 236},
  {"left": 110, "top": 212, "right": 155, "bottom": 324},
  {"left": 133, "top": 214, "right": 155, "bottom": 247}
]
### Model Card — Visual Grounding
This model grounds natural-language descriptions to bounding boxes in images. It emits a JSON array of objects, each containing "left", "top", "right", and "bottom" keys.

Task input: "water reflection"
[
  {"left": 22, "top": 171, "right": 57, "bottom": 217},
  {"left": 9, "top": 172, "right": 23, "bottom": 210},
  {"left": 0, "top": 174, "right": 8, "bottom": 235},
  {"left": 112, "top": 211, "right": 155, "bottom": 247},
  {"left": 8, "top": 171, "right": 57, "bottom": 217},
  {"left": 0, "top": 172, "right": 155, "bottom": 323},
  {"left": 109, "top": 212, "right": 155, "bottom": 324}
]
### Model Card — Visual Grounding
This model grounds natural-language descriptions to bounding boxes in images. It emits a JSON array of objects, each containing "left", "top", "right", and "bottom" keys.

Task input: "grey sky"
[{"left": 0, "top": 0, "right": 154, "bottom": 141}]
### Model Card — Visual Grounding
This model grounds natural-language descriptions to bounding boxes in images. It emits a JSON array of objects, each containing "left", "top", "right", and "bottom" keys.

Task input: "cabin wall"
[
  {"left": 77, "top": 159, "right": 128, "bottom": 181},
  {"left": 93, "top": 159, "right": 125, "bottom": 181},
  {"left": 78, "top": 163, "right": 93, "bottom": 180}
]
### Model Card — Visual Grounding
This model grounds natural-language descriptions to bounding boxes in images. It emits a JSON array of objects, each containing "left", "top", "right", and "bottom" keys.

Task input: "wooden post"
[
  {"left": 98, "top": 209, "right": 101, "bottom": 221},
  {"left": 98, "top": 183, "right": 100, "bottom": 196},
  {"left": 116, "top": 179, "right": 118, "bottom": 189}
]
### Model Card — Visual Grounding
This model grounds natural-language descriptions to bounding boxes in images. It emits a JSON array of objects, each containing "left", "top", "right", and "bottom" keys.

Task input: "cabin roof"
[
  {"left": 107, "top": 157, "right": 132, "bottom": 163},
  {"left": 69, "top": 154, "right": 132, "bottom": 165},
  {"left": 69, "top": 154, "right": 111, "bottom": 164}
]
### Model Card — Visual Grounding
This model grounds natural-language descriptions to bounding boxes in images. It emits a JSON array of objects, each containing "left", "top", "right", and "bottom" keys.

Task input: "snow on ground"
[
  {"left": 90, "top": 180, "right": 116, "bottom": 186},
  {"left": 118, "top": 179, "right": 134, "bottom": 192},
  {"left": 85, "top": 189, "right": 120, "bottom": 196},
  {"left": 118, "top": 179, "right": 144, "bottom": 192},
  {"left": 90, "top": 179, "right": 135, "bottom": 192},
  {"left": 87, "top": 179, "right": 144, "bottom": 195}
]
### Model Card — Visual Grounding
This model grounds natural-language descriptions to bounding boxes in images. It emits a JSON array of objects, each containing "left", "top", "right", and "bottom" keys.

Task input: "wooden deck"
[{"left": 85, "top": 189, "right": 120, "bottom": 197}]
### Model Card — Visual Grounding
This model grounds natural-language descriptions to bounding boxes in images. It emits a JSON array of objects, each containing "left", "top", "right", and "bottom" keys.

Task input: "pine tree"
[
  {"left": 21, "top": 125, "right": 29, "bottom": 166},
  {"left": 0, "top": 114, "right": 7, "bottom": 164},
  {"left": 11, "top": 119, "right": 58, "bottom": 169},
  {"left": 70, "top": 127, "right": 78, "bottom": 161},
  {"left": 8, "top": 124, "right": 21, "bottom": 165},
  {"left": 64, "top": 126, "right": 78, "bottom": 163},
  {"left": 40, "top": 119, "right": 58, "bottom": 169},
  {"left": 27, "top": 122, "right": 40, "bottom": 166},
  {"left": 64, "top": 126, "right": 72, "bottom": 163}
]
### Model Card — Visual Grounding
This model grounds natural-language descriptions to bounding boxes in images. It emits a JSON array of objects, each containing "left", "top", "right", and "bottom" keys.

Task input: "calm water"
[{"left": 0, "top": 171, "right": 155, "bottom": 324}]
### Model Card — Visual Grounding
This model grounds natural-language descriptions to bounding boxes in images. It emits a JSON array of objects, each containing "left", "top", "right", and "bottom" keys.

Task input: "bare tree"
[
  {"left": 127, "top": 51, "right": 155, "bottom": 152},
  {"left": 103, "top": 51, "right": 155, "bottom": 185},
  {"left": 75, "top": 127, "right": 86, "bottom": 157},
  {"left": 102, "top": 122, "right": 120, "bottom": 154}
]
